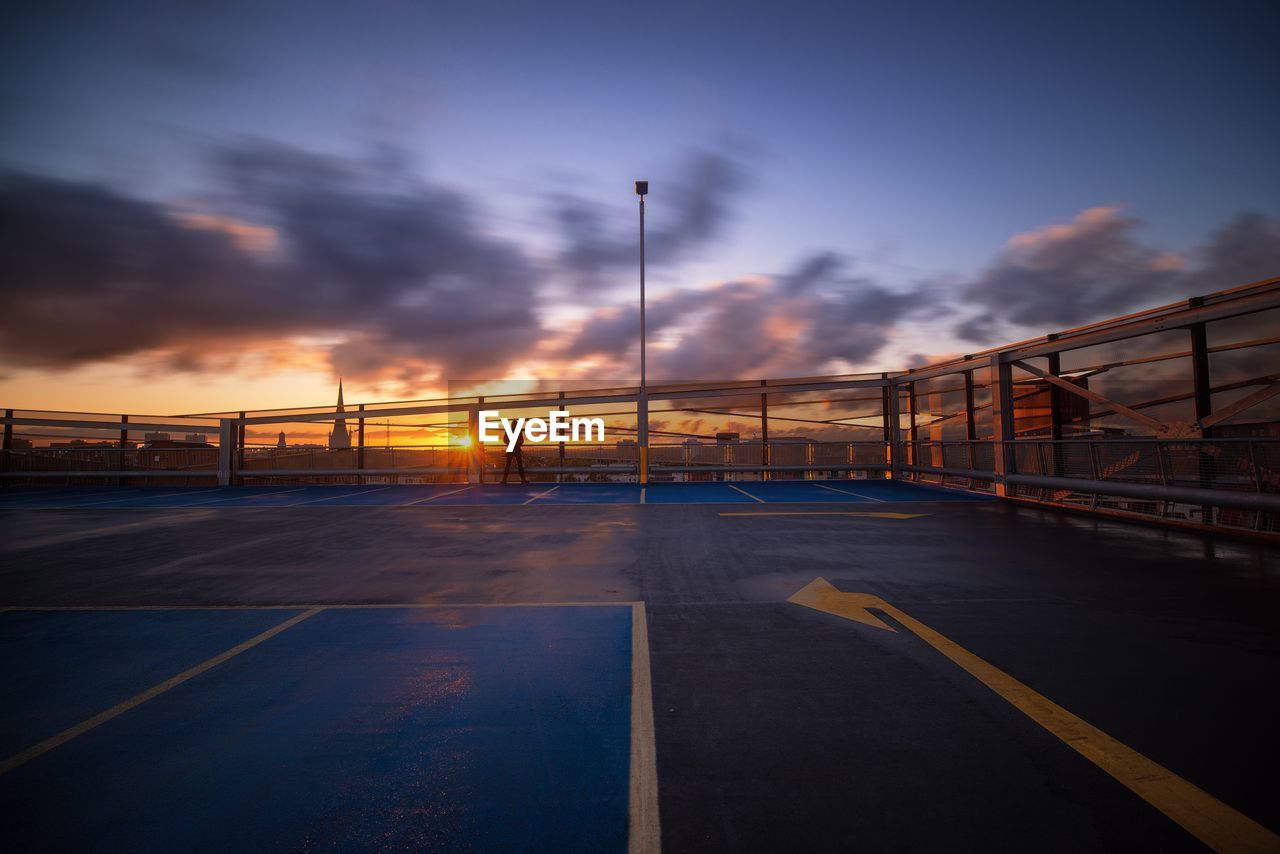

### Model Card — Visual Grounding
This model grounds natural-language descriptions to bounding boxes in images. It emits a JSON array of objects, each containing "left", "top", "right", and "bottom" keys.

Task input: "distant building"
[
  {"left": 329, "top": 380, "right": 351, "bottom": 450},
  {"left": 143, "top": 438, "right": 214, "bottom": 449},
  {"left": 277, "top": 431, "right": 287, "bottom": 449}
]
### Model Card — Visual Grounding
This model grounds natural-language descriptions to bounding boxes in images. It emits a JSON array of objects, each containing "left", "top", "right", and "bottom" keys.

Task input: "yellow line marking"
[
  {"left": 814, "top": 483, "right": 885, "bottom": 502},
  {"left": 787, "top": 578, "right": 1280, "bottom": 853},
  {"left": 727, "top": 484, "right": 764, "bottom": 503},
  {"left": 0, "top": 608, "right": 322, "bottom": 776},
  {"left": 719, "top": 511, "right": 925, "bottom": 519},
  {"left": 522, "top": 484, "right": 561, "bottom": 505},
  {"left": 286, "top": 485, "right": 392, "bottom": 506},
  {"left": 629, "top": 601, "right": 661, "bottom": 854},
  {"left": 403, "top": 485, "right": 473, "bottom": 506}
]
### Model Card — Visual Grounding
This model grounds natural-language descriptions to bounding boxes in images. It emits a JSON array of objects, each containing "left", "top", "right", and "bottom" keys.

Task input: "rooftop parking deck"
[
  {"left": 2, "top": 279, "right": 1277, "bottom": 850},
  {"left": 2, "top": 483, "right": 1277, "bottom": 852}
]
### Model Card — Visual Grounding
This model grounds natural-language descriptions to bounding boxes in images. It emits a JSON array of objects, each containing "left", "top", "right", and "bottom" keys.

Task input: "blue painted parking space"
[
  {"left": 642, "top": 481, "right": 759, "bottom": 503},
  {"left": 0, "top": 606, "right": 634, "bottom": 853},
  {"left": 424, "top": 483, "right": 567, "bottom": 505},
  {"left": 0, "top": 479, "right": 990, "bottom": 508},
  {"left": 0, "top": 609, "right": 303, "bottom": 758},
  {"left": 535, "top": 483, "right": 642, "bottom": 504}
]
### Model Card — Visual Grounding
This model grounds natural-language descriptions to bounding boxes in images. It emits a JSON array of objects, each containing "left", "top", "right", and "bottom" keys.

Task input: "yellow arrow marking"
[
  {"left": 719, "top": 512, "right": 926, "bottom": 520},
  {"left": 787, "top": 577, "right": 1280, "bottom": 853}
]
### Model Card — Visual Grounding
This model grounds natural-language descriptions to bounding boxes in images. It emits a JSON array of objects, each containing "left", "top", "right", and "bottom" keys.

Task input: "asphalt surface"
[{"left": 1, "top": 485, "right": 1277, "bottom": 852}]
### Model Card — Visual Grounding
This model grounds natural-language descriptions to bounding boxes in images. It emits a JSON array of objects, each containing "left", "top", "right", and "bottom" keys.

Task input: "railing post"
[
  {"left": 990, "top": 355, "right": 1015, "bottom": 497},
  {"left": 883, "top": 375, "right": 899, "bottom": 481},
  {"left": 2, "top": 408, "right": 13, "bottom": 484},
  {"left": 357, "top": 403, "right": 365, "bottom": 485},
  {"left": 558, "top": 391, "right": 566, "bottom": 483},
  {"left": 761, "top": 380, "right": 770, "bottom": 480},
  {"left": 907, "top": 381, "right": 919, "bottom": 467},
  {"left": 467, "top": 404, "right": 481, "bottom": 484},
  {"left": 217, "top": 418, "right": 234, "bottom": 487},
  {"left": 1250, "top": 440, "right": 1266, "bottom": 531},
  {"left": 118, "top": 414, "right": 129, "bottom": 486},
  {"left": 637, "top": 388, "right": 649, "bottom": 485},
  {"left": 1189, "top": 322, "right": 1215, "bottom": 524},
  {"left": 235, "top": 411, "right": 246, "bottom": 486}
]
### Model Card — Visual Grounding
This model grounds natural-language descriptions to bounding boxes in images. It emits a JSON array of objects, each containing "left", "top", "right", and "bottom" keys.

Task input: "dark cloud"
[
  {"left": 1180, "top": 212, "right": 1280, "bottom": 295},
  {"left": 956, "top": 208, "right": 1280, "bottom": 344},
  {"left": 564, "top": 254, "right": 923, "bottom": 379},
  {"left": 553, "top": 148, "right": 748, "bottom": 290},
  {"left": 0, "top": 141, "right": 542, "bottom": 383},
  {"left": 0, "top": 171, "right": 274, "bottom": 365},
  {"left": 960, "top": 207, "right": 1176, "bottom": 333},
  {"left": 3, "top": 142, "right": 1275, "bottom": 391}
]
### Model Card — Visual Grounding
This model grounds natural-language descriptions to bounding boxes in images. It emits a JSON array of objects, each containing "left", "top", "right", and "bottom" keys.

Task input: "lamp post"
[{"left": 635, "top": 180, "right": 649, "bottom": 483}]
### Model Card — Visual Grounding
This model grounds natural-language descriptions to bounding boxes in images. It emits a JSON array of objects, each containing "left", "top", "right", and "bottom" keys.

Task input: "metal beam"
[
  {"left": 902, "top": 464, "right": 993, "bottom": 479},
  {"left": 649, "top": 464, "right": 887, "bottom": 473},
  {"left": 1003, "top": 286, "right": 1280, "bottom": 363},
  {"left": 1010, "top": 360, "right": 1169, "bottom": 434},
  {"left": 0, "top": 470, "right": 218, "bottom": 479},
  {"left": 1199, "top": 382, "right": 1280, "bottom": 430},
  {"left": 0, "top": 417, "right": 224, "bottom": 434},
  {"left": 1004, "top": 473, "right": 1280, "bottom": 514},
  {"left": 989, "top": 355, "right": 1015, "bottom": 496},
  {"left": 886, "top": 382, "right": 903, "bottom": 480},
  {"left": 892, "top": 280, "right": 1280, "bottom": 384},
  {"left": 217, "top": 420, "right": 233, "bottom": 486}
]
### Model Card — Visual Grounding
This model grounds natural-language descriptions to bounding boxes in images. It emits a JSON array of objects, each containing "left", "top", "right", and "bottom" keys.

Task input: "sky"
[{"left": 1, "top": 0, "right": 1278, "bottom": 415}]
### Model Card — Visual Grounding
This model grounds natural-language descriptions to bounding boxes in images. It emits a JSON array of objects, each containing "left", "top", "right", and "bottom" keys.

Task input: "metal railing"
[
  {"left": 902, "top": 438, "right": 1279, "bottom": 533},
  {"left": 2, "top": 276, "right": 1277, "bottom": 536}
]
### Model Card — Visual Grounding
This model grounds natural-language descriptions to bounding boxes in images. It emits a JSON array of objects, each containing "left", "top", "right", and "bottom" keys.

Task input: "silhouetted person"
[{"left": 502, "top": 431, "right": 528, "bottom": 484}]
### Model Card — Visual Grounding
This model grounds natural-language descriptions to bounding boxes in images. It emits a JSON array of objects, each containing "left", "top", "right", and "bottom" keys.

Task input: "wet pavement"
[{"left": 0, "top": 486, "right": 1277, "bottom": 851}]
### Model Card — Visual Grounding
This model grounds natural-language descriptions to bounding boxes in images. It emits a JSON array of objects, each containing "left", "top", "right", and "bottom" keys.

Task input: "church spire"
[{"left": 328, "top": 378, "right": 351, "bottom": 449}]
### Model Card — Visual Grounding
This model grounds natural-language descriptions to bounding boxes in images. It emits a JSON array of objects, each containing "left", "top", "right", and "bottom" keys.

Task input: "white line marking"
[
  {"left": 814, "top": 483, "right": 885, "bottom": 502},
  {"left": 403, "top": 485, "right": 473, "bottom": 506},
  {"left": 183, "top": 488, "right": 307, "bottom": 506},
  {"left": 728, "top": 484, "right": 765, "bottom": 503},
  {"left": 59, "top": 488, "right": 223, "bottom": 508},
  {"left": 629, "top": 601, "right": 661, "bottom": 853},
  {"left": 640, "top": 487, "right": 647, "bottom": 505},
  {"left": 136, "top": 533, "right": 283, "bottom": 575},
  {"left": 522, "top": 484, "right": 560, "bottom": 505},
  {"left": 286, "top": 486, "right": 392, "bottom": 506}
]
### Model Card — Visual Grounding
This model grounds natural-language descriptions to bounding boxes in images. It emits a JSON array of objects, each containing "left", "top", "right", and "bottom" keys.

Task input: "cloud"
[
  {"left": 0, "top": 141, "right": 543, "bottom": 385},
  {"left": 1180, "top": 212, "right": 1280, "bottom": 295},
  {"left": 960, "top": 207, "right": 1177, "bottom": 333},
  {"left": 552, "top": 147, "right": 749, "bottom": 291},
  {"left": 955, "top": 208, "right": 1280, "bottom": 345},
  {"left": 3, "top": 141, "right": 1275, "bottom": 395},
  {"left": 564, "top": 253, "right": 923, "bottom": 379}
]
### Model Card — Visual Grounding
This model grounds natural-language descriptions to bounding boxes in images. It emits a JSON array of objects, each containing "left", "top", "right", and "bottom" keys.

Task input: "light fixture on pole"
[{"left": 635, "top": 179, "right": 649, "bottom": 483}]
